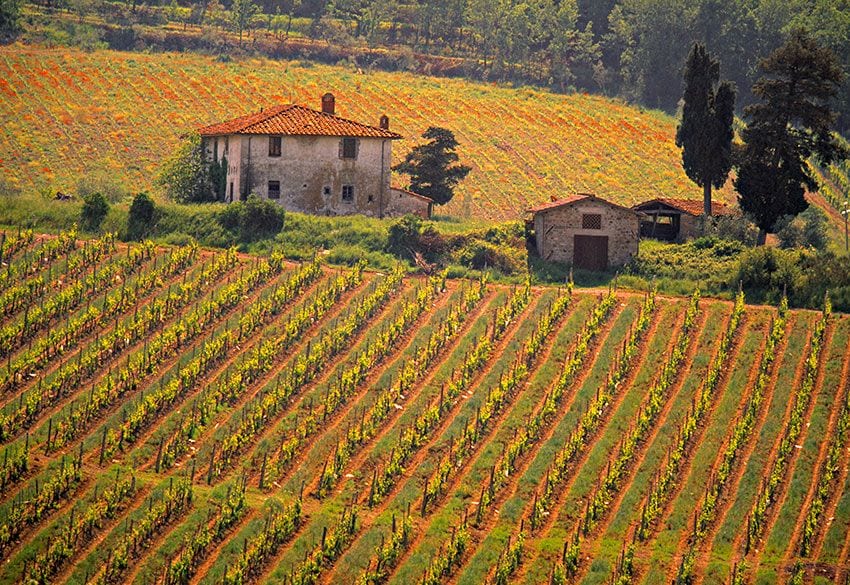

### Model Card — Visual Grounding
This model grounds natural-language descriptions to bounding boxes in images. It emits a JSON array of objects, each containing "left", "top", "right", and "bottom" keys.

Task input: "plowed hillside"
[
  {"left": 1, "top": 233, "right": 848, "bottom": 585},
  {"left": 0, "top": 45, "right": 739, "bottom": 219}
]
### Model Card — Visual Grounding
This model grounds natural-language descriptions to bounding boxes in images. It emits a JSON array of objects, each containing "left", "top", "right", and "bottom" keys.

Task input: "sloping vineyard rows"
[{"left": 1, "top": 238, "right": 849, "bottom": 585}]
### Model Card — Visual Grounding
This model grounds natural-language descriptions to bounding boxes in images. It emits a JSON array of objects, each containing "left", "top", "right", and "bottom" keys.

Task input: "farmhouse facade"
[
  {"left": 198, "top": 94, "right": 432, "bottom": 218},
  {"left": 633, "top": 198, "right": 735, "bottom": 242},
  {"left": 528, "top": 194, "right": 640, "bottom": 270}
]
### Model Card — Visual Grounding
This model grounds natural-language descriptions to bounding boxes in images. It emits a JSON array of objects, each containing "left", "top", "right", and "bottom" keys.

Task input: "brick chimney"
[
  {"left": 321, "top": 93, "right": 335, "bottom": 115},
  {"left": 379, "top": 114, "right": 389, "bottom": 130}
]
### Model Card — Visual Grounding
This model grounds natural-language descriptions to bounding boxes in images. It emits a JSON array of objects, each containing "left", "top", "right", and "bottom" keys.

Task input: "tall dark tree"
[
  {"left": 393, "top": 127, "right": 471, "bottom": 206},
  {"left": 676, "top": 43, "right": 736, "bottom": 217},
  {"left": 735, "top": 28, "right": 848, "bottom": 244}
]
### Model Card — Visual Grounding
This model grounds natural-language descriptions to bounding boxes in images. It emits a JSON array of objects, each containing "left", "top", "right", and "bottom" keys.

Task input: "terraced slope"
[
  {"left": 0, "top": 233, "right": 848, "bottom": 585},
  {"left": 0, "top": 46, "right": 741, "bottom": 220}
]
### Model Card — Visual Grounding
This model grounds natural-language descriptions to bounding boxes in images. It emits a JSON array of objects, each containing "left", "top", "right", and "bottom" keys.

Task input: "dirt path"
[
  {"left": 461, "top": 297, "right": 675, "bottom": 585},
  {"left": 746, "top": 320, "right": 835, "bottom": 579}
]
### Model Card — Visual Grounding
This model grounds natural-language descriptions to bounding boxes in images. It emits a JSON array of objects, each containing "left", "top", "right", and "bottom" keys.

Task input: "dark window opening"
[
  {"left": 323, "top": 186, "right": 331, "bottom": 196},
  {"left": 224, "top": 137, "right": 229, "bottom": 154},
  {"left": 228, "top": 182, "right": 234, "bottom": 202},
  {"left": 268, "top": 180, "right": 281, "bottom": 199},
  {"left": 213, "top": 137, "right": 218, "bottom": 161},
  {"left": 368, "top": 194, "right": 374, "bottom": 202},
  {"left": 341, "top": 138, "right": 357, "bottom": 159},
  {"left": 582, "top": 213, "right": 602, "bottom": 230},
  {"left": 342, "top": 185, "right": 354, "bottom": 202},
  {"left": 269, "top": 136, "right": 282, "bottom": 157}
]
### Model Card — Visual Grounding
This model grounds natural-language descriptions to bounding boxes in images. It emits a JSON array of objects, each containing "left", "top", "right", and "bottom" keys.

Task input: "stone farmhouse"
[
  {"left": 198, "top": 93, "right": 433, "bottom": 218},
  {"left": 633, "top": 197, "right": 735, "bottom": 242},
  {"left": 527, "top": 194, "right": 640, "bottom": 271}
]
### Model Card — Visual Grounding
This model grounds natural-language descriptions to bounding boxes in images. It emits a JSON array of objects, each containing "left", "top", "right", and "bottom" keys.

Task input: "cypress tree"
[
  {"left": 735, "top": 29, "right": 848, "bottom": 243},
  {"left": 392, "top": 127, "right": 471, "bottom": 206},
  {"left": 675, "top": 43, "right": 736, "bottom": 218}
]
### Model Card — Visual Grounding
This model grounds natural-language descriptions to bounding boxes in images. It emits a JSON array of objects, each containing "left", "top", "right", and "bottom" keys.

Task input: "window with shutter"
[{"left": 341, "top": 138, "right": 357, "bottom": 159}]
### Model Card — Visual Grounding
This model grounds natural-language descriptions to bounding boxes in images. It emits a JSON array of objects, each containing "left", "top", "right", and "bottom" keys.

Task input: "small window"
[
  {"left": 213, "top": 137, "right": 219, "bottom": 160},
  {"left": 368, "top": 194, "right": 374, "bottom": 203},
  {"left": 228, "top": 182, "right": 234, "bottom": 202},
  {"left": 269, "top": 136, "right": 282, "bottom": 157},
  {"left": 224, "top": 137, "right": 229, "bottom": 154},
  {"left": 341, "top": 138, "right": 357, "bottom": 159},
  {"left": 342, "top": 185, "right": 354, "bottom": 202},
  {"left": 323, "top": 186, "right": 331, "bottom": 196},
  {"left": 268, "top": 180, "right": 280, "bottom": 199},
  {"left": 582, "top": 213, "right": 602, "bottom": 230}
]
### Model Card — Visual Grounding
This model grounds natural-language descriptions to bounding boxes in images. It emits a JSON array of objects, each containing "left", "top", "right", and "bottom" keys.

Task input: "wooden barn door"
[{"left": 573, "top": 235, "right": 608, "bottom": 271}]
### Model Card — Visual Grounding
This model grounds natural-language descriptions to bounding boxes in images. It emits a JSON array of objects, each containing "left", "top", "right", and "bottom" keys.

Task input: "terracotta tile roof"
[
  {"left": 634, "top": 198, "right": 736, "bottom": 216},
  {"left": 390, "top": 187, "right": 434, "bottom": 203},
  {"left": 198, "top": 104, "right": 401, "bottom": 139},
  {"left": 527, "top": 193, "right": 637, "bottom": 215}
]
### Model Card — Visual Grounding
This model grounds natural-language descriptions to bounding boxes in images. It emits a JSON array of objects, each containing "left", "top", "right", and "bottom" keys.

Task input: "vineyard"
[
  {"left": 0, "top": 45, "right": 744, "bottom": 220},
  {"left": 0, "top": 231, "right": 848, "bottom": 585}
]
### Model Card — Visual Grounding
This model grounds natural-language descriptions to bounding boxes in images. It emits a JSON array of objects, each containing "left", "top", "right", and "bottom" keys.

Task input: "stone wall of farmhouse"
[
  {"left": 208, "top": 134, "right": 394, "bottom": 217},
  {"left": 385, "top": 188, "right": 432, "bottom": 217},
  {"left": 533, "top": 201, "right": 639, "bottom": 267}
]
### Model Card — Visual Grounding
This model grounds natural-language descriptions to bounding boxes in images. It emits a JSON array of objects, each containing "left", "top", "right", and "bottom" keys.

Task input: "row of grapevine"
[
  {"left": 673, "top": 297, "right": 790, "bottom": 583},
  {"left": 208, "top": 266, "right": 411, "bottom": 482},
  {"left": 156, "top": 262, "right": 362, "bottom": 472},
  {"left": 162, "top": 480, "right": 248, "bottom": 585},
  {"left": 0, "top": 241, "right": 201, "bottom": 396},
  {"left": 315, "top": 276, "right": 489, "bottom": 498},
  {"left": 0, "top": 443, "right": 82, "bottom": 554},
  {"left": 22, "top": 468, "right": 138, "bottom": 584},
  {"left": 745, "top": 296, "right": 831, "bottom": 554},
  {"left": 41, "top": 253, "right": 282, "bottom": 453},
  {"left": 354, "top": 507, "right": 413, "bottom": 585},
  {"left": 0, "top": 231, "right": 116, "bottom": 327},
  {"left": 0, "top": 228, "right": 35, "bottom": 264},
  {"left": 96, "top": 476, "right": 194, "bottom": 584},
  {"left": 101, "top": 256, "right": 327, "bottom": 461},
  {"left": 364, "top": 281, "right": 534, "bottom": 506},
  {"left": 0, "top": 228, "right": 77, "bottom": 293}
]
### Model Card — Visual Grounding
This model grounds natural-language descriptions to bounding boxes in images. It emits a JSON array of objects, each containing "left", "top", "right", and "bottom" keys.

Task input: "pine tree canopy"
[{"left": 393, "top": 126, "right": 471, "bottom": 206}]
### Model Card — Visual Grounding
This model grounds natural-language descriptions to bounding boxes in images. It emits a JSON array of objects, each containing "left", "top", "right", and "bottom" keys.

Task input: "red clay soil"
[
  {"left": 745, "top": 321, "right": 836, "bottom": 580},
  {"left": 691, "top": 313, "right": 799, "bottom": 582},
  {"left": 782, "top": 328, "right": 850, "bottom": 566},
  {"left": 662, "top": 313, "right": 772, "bottom": 584},
  {"left": 464, "top": 298, "right": 676, "bottom": 585},
  {"left": 316, "top": 292, "right": 549, "bottom": 585}
]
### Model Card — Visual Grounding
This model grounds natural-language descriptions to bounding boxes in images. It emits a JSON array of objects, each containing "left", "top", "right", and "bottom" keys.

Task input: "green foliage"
[
  {"left": 126, "top": 192, "right": 156, "bottom": 241},
  {"left": 230, "top": 0, "right": 258, "bottom": 40},
  {"left": 0, "top": 0, "right": 22, "bottom": 39},
  {"left": 776, "top": 205, "right": 829, "bottom": 251},
  {"left": 157, "top": 133, "right": 218, "bottom": 204},
  {"left": 676, "top": 43, "right": 735, "bottom": 216},
  {"left": 393, "top": 127, "right": 471, "bottom": 206},
  {"left": 218, "top": 195, "right": 285, "bottom": 243},
  {"left": 386, "top": 214, "right": 423, "bottom": 255},
  {"left": 80, "top": 192, "right": 109, "bottom": 231},
  {"left": 736, "top": 29, "right": 849, "bottom": 236}
]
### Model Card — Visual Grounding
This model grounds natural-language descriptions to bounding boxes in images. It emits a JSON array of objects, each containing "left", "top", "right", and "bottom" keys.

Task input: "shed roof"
[
  {"left": 390, "top": 187, "right": 434, "bottom": 203},
  {"left": 527, "top": 193, "right": 638, "bottom": 215},
  {"left": 198, "top": 104, "right": 401, "bottom": 139},
  {"left": 633, "top": 197, "right": 735, "bottom": 217}
]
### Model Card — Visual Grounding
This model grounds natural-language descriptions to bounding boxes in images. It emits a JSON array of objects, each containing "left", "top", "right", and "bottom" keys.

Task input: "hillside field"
[
  {"left": 0, "top": 45, "right": 744, "bottom": 220},
  {"left": 0, "top": 231, "right": 849, "bottom": 584}
]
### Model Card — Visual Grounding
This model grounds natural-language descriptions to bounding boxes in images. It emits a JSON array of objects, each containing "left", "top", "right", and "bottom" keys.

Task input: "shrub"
[
  {"left": 80, "top": 192, "right": 109, "bottom": 231},
  {"left": 126, "top": 192, "right": 157, "bottom": 241},
  {"left": 218, "top": 195, "right": 285, "bottom": 243},
  {"left": 776, "top": 206, "right": 829, "bottom": 250},
  {"left": 387, "top": 214, "right": 423, "bottom": 256}
]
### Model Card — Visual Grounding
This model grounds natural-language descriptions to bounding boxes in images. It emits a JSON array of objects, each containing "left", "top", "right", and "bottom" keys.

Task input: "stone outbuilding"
[
  {"left": 198, "top": 93, "right": 432, "bottom": 218},
  {"left": 632, "top": 198, "right": 735, "bottom": 242},
  {"left": 527, "top": 194, "right": 640, "bottom": 271}
]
